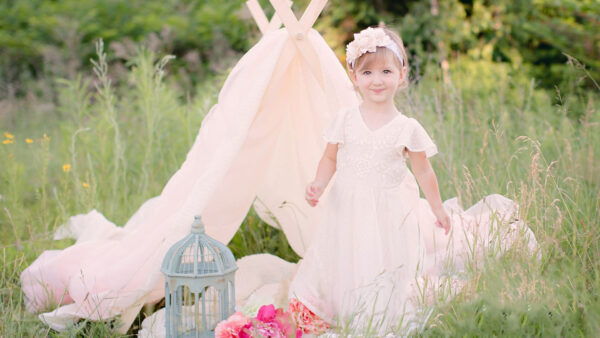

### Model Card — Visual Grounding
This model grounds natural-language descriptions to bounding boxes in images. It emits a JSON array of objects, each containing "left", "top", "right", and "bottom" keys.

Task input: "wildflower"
[
  {"left": 82, "top": 182, "right": 90, "bottom": 188},
  {"left": 62, "top": 164, "right": 71, "bottom": 173},
  {"left": 2, "top": 139, "right": 14, "bottom": 145},
  {"left": 4, "top": 132, "right": 14, "bottom": 139},
  {"left": 26, "top": 138, "right": 33, "bottom": 144},
  {"left": 43, "top": 133, "right": 50, "bottom": 142}
]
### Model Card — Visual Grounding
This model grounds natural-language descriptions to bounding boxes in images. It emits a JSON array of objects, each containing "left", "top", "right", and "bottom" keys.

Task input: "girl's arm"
[
  {"left": 305, "top": 143, "right": 338, "bottom": 207},
  {"left": 408, "top": 150, "right": 451, "bottom": 234}
]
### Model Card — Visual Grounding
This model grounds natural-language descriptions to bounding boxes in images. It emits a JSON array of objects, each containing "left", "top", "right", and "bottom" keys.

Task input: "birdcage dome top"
[{"left": 161, "top": 216, "right": 237, "bottom": 277}]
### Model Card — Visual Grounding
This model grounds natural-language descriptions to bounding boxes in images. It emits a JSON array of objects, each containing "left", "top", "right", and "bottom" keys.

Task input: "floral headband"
[{"left": 345, "top": 27, "right": 404, "bottom": 69}]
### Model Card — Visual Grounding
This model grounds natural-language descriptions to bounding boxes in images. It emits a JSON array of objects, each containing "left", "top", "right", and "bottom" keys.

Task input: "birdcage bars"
[{"left": 162, "top": 216, "right": 237, "bottom": 338}]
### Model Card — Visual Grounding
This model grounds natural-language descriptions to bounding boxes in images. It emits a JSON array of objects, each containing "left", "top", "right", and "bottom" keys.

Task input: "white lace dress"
[{"left": 288, "top": 105, "right": 537, "bottom": 332}]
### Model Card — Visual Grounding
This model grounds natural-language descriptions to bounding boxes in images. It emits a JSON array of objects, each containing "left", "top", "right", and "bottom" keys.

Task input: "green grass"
[
  {"left": 1, "top": 42, "right": 599, "bottom": 336},
  {"left": 403, "top": 59, "right": 600, "bottom": 336}
]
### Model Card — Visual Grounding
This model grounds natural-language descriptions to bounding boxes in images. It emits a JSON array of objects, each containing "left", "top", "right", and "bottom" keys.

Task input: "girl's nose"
[{"left": 372, "top": 75, "right": 383, "bottom": 84}]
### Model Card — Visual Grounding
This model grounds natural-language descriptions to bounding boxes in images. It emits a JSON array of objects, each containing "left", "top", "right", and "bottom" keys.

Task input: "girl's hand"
[
  {"left": 433, "top": 207, "right": 451, "bottom": 235},
  {"left": 305, "top": 181, "right": 325, "bottom": 207}
]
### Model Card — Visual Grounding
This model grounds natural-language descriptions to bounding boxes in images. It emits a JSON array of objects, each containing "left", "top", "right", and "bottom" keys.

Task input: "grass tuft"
[{"left": 1, "top": 48, "right": 599, "bottom": 336}]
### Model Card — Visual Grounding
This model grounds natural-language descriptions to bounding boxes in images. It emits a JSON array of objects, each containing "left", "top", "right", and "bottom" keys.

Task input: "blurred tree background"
[
  {"left": 0, "top": 0, "right": 598, "bottom": 117},
  {"left": 1, "top": 1, "right": 599, "bottom": 335}
]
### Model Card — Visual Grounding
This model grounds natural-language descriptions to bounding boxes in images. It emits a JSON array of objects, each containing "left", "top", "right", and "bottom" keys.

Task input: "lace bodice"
[{"left": 323, "top": 106, "right": 437, "bottom": 188}]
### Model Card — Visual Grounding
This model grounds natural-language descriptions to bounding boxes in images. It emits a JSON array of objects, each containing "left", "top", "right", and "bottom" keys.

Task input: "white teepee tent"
[{"left": 21, "top": 0, "right": 359, "bottom": 332}]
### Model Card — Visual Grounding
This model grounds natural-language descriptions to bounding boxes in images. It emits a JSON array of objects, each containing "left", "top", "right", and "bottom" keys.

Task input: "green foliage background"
[
  {"left": 0, "top": 0, "right": 250, "bottom": 97},
  {"left": 1, "top": 0, "right": 599, "bottom": 102},
  {"left": 321, "top": 0, "right": 599, "bottom": 91},
  {"left": 1, "top": 0, "right": 599, "bottom": 336}
]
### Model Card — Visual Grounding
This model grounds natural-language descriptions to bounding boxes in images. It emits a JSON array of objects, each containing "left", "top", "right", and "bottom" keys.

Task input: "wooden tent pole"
[
  {"left": 246, "top": 0, "right": 270, "bottom": 34},
  {"left": 299, "top": 0, "right": 328, "bottom": 31},
  {"left": 268, "top": 0, "right": 328, "bottom": 88},
  {"left": 246, "top": 0, "right": 293, "bottom": 35}
]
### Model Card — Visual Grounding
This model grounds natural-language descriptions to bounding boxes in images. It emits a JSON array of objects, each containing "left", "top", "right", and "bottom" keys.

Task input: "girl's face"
[{"left": 350, "top": 53, "right": 404, "bottom": 105}]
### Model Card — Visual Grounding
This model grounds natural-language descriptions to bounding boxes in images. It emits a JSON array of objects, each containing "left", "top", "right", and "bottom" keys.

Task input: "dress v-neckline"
[{"left": 357, "top": 106, "right": 403, "bottom": 133}]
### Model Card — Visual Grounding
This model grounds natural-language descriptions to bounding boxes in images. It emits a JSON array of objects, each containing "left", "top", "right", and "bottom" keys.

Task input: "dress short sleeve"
[
  {"left": 397, "top": 118, "right": 438, "bottom": 157},
  {"left": 322, "top": 108, "right": 348, "bottom": 144}
]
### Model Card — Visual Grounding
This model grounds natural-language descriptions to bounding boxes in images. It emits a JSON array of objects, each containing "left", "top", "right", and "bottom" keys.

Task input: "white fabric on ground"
[{"left": 21, "top": 27, "right": 358, "bottom": 333}]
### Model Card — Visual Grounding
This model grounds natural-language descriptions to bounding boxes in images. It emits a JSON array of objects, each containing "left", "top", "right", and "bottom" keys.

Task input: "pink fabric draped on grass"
[{"left": 20, "top": 27, "right": 359, "bottom": 332}]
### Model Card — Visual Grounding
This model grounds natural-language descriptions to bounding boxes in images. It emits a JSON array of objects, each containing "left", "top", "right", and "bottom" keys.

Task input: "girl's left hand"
[
  {"left": 433, "top": 208, "right": 451, "bottom": 235},
  {"left": 305, "top": 181, "right": 325, "bottom": 207}
]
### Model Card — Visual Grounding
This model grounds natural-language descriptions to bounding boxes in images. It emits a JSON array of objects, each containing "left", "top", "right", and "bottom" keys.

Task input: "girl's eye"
[
  {"left": 383, "top": 69, "right": 392, "bottom": 74},
  {"left": 363, "top": 71, "right": 371, "bottom": 75}
]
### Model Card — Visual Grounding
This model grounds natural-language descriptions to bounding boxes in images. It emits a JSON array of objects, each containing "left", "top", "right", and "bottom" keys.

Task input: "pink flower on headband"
[{"left": 346, "top": 27, "right": 404, "bottom": 68}]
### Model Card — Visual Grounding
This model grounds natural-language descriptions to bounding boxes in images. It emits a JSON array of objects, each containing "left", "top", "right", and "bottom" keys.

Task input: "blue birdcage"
[{"left": 161, "top": 216, "right": 237, "bottom": 337}]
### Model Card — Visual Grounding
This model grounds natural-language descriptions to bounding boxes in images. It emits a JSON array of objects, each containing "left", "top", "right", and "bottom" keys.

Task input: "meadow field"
[{"left": 1, "top": 41, "right": 598, "bottom": 336}]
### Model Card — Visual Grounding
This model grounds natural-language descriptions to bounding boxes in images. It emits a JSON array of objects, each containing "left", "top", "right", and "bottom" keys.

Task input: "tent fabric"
[{"left": 20, "top": 27, "right": 359, "bottom": 332}]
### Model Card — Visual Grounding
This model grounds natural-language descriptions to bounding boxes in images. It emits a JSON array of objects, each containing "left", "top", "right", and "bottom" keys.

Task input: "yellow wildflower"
[
  {"left": 2, "top": 139, "right": 14, "bottom": 145},
  {"left": 62, "top": 164, "right": 71, "bottom": 173},
  {"left": 4, "top": 132, "right": 14, "bottom": 139},
  {"left": 26, "top": 138, "right": 33, "bottom": 144},
  {"left": 43, "top": 133, "right": 50, "bottom": 142},
  {"left": 82, "top": 182, "right": 90, "bottom": 188}
]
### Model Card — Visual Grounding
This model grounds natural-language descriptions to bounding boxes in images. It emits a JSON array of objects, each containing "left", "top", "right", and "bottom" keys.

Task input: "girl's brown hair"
[{"left": 348, "top": 26, "right": 409, "bottom": 90}]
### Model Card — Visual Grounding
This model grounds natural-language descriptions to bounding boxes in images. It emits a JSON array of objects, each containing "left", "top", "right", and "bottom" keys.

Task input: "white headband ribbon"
[{"left": 346, "top": 27, "right": 404, "bottom": 69}]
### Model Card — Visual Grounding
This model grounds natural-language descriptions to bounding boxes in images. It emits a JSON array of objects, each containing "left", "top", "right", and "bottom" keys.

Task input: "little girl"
[{"left": 288, "top": 26, "right": 456, "bottom": 334}]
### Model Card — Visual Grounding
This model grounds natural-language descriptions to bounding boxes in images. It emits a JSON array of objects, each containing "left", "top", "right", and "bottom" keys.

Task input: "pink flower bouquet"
[{"left": 215, "top": 304, "right": 302, "bottom": 338}]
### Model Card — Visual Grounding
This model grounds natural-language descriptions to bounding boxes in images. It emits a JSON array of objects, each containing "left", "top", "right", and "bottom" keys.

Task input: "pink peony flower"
[
  {"left": 256, "top": 304, "right": 276, "bottom": 322},
  {"left": 239, "top": 319, "right": 285, "bottom": 338},
  {"left": 273, "top": 307, "right": 302, "bottom": 338},
  {"left": 215, "top": 312, "right": 251, "bottom": 338},
  {"left": 288, "top": 298, "right": 330, "bottom": 335}
]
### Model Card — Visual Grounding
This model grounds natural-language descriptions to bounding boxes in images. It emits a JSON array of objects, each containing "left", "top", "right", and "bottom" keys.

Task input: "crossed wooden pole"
[
  {"left": 246, "top": 0, "right": 329, "bottom": 87},
  {"left": 246, "top": 0, "right": 327, "bottom": 37}
]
